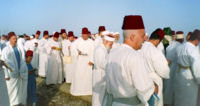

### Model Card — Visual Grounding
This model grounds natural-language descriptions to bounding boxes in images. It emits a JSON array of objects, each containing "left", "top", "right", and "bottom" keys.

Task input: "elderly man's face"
[{"left": 132, "top": 29, "right": 145, "bottom": 50}]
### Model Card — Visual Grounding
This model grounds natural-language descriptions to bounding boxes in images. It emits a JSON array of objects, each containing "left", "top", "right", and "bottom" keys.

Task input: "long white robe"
[
  {"left": 0, "top": 61, "right": 10, "bottom": 106},
  {"left": 92, "top": 44, "right": 108, "bottom": 106},
  {"left": 141, "top": 42, "right": 170, "bottom": 106},
  {"left": 1, "top": 44, "right": 28, "bottom": 105},
  {"left": 105, "top": 44, "right": 155, "bottom": 106},
  {"left": 163, "top": 41, "right": 181, "bottom": 104},
  {"left": 24, "top": 39, "right": 40, "bottom": 69},
  {"left": 46, "top": 39, "right": 63, "bottom": 85},
  {"left": 17, "top": 38, "right": 26, "bottom": 60},
  {"left": 174, "top": 42, "right": 200, "bottom": 106},
  {"left": 94, "top": 35, "right": 103, "bottom": 47},
  {"left": 70, "top": 37, "right": 94, "bottom": 96},
  {"left": 62, "top": 39, "right": 74, "bottom": 83},
  {"left": 38, "top": 38, "right": 48, "bottom": 77},
  {"left": 157, "top": 42, "right": 165, "bottom": 55}
]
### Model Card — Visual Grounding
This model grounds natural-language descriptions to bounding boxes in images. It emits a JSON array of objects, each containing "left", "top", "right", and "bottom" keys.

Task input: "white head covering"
[
  {"left": 30, "top": 36, "right": 34, "bottom": 39},
  {"left": 176, "top": 34, "right": 184, "bottom": 39},
  {"left": 113, "top": 32, "right": 120, "bottom": 35},
  {"left": 102, "top": 31, "right": 110, "bottom": 36},
  {"left": 104, "top": 35, "right": 115, "bottom": 42}
]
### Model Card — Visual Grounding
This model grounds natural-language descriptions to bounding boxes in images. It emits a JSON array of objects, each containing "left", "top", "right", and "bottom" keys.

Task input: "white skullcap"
[
  {"left": 176, "top": 34, "right": 184, "bottom": 39},
  {"left": 113, "top": 32, "right": 120, "bottom": 35},
  {"left": 102, "top": 31, "right": 110, "bottom": 36},
  {"left": 104, "top": 35, "right": 115, "bottom": 42},
  {"left": 30, "top": 36, "right": 34, "bottom": 39}
]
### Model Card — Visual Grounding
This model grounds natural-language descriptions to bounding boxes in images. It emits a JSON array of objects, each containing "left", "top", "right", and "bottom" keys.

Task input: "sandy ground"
[{"left": 36, "top": 77, "right": 92, "bottom": 106}]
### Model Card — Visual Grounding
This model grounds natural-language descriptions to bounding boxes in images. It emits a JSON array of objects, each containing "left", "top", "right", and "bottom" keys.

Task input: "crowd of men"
[{"left": 0, "top": 15, "right": 200, "bottom": 106}]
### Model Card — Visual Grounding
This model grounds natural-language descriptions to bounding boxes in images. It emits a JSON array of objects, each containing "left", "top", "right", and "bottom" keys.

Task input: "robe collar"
[{"left": 122, "top": 44, "right": 136, "bottom": 51}]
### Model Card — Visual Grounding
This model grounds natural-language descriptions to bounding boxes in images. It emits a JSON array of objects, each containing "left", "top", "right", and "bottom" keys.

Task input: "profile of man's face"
[
  {"left": 134, "top": 29, "right": 145, "bottom": 50},
  {"left": 35, "top": 34, "right": 40, "bottom": 39}
]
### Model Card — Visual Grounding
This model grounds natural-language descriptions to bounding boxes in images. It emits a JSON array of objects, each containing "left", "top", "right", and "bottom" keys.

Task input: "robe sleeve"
[
  {"left": 38, "top": 40, "right": 47, "bottom": 53},
  {"left": 1, "top": 48, "right": 18, "bottom": 78},
  {"left": 94, "top": 47, "right": 107, "bottom": 70},
  {"left": 189, "top": 49, "right": 200, "bottom": 84},
  {"left": 89, "top": 41, "right": 94, "bottom": 63},
  {"left": 151, "top": 49, "right": 170, "bottom": 79},
  {"left": 129, "top": 53, "right": 155, "bottom": 105},
  {"left": 71, "top": 41, "right": 78, "bottom": 57}
]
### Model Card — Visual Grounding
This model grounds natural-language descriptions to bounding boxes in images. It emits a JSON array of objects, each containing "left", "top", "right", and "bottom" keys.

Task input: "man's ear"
[{"left": 130, "top": 34, "right": 135, "bottom": 41}]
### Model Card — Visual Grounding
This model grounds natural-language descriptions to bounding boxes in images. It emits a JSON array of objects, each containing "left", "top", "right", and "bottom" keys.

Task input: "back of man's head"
[{"left": 188, "top": 29, "right": 200, "bottom": 41}]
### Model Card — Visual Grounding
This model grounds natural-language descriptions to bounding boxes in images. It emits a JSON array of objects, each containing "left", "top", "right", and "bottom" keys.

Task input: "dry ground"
[{"left": 36, "top": 77, "right": 92, "bottom": 106}]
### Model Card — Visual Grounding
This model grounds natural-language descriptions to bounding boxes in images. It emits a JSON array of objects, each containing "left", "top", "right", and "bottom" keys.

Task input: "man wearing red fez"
[
  {"left": 164, "top": 31, "right": 185, "bottom": 106},
  {"left": 173, "top": 30, "right": 200, "bottom": 106},
  {"left": 62, "top": 31, "right": 75, "bottom": 83},
  {"left": 38, "top": 30, "right": 49, "bottom": 77},
  {"left": 140, "top": 28, "right": 170, "bottom": 106},
  {"left": 60, "top": 29, "right": 67, "bottom": 41},
  {"left": 105, "top": 15, "right": 157, "bottom": 106},
  {"left": 25, "top": 50, "right": 38, "bottom": 106},
  {"left": 45, "top": 32, "right": 63, "bottom": 85},
  {"left": 1, "top": 32, "right": 28, "bottom": 105},
  {"left": 94, "top": 26, "right": 106, "bottom": 47},
  {"left": 70, "top": 27, "right": 94, "bottom": 96}
]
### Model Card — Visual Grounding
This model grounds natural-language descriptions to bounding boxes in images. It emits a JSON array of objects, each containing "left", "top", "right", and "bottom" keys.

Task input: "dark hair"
[
  {"left": 188, "top": 29, "right": 200, "bottom": 41},
  {"left": 149, "top": 28, "right": 162, "bottom": 40}
]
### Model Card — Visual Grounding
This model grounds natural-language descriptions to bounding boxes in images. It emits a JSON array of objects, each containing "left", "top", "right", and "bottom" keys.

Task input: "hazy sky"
[{"left": 0, "top": 0, "right": 200, "bottom": 41}]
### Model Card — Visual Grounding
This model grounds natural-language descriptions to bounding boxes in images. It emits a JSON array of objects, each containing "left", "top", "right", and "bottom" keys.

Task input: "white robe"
[
  {"left": 163, "top": 41, "right": 181, "bottom": 104},
  {"left": 157, "top": 42, "right": 165, "bottom": 55},
  {"left": 141, "top": 42, "right": 170, "bottom": 106},
  {"left": 46, "top": 39, "right": 63, "bottom": 85},
  {"left": 70, "top": 37, "right": 94, "bottom": 96},
  {"left": 92, "top": 44, "right": 108, "bottom": 106},
  {"left": 24, "top": 39, "right": 40, "bottom": 70},
  {"left": 105, "top": 44, "right": 155, "bottom": 106},
  {"left": 38, "top": 38, "right": 48, "bottom": 77},
  {"left": 94, "top": 35, "right": 103, "bottom": 47},
  {"left": 175, "top": 42, "right": 200, "bottom": 106},
  {"left": 1, "top": 44, "right": 28, "bottom": 105},
  {"left": 0, "top": 61, "right": 10, "bottom": 106},
  {"left": 17, "top": 38, "right": 26, "bottom": 60},
  {"left": 62, "top": 39, "right": 73, "bottom": 83}
]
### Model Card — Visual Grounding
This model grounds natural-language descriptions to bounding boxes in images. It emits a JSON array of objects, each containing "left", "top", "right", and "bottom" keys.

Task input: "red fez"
[
  {"left": 88, "top": 31, "right": 91, "bottom": 34},
  {"left": 172, "top": 30, "right": 175, "bottom": 35},
  {"left": 61, "top": 29, "right": 66, "bottom": 34},
  {"left": 122, "top": 15, "right": 145, "bottom": 30},
  {"left": 82, "top": 27, "right": 89, "bottom": 34},
  {"left": 188, "top": 32, "right": 192, "bottom": 35},
  {"left": 36, "top": 30, "right": 41, "bottom": 35},
  {"left": 98, "top": 26, "right": 106, "bottom": 32},
  {"left": 74, "top": 36, "right": 78, "bottom": 39},
  {"left": 156, "top": 29, "right": 165, "bottom": 40},
  {"left": 68, "top": 31, "right": 74, "bottom": 37},
  {"left": 176, "top": 31, "right": 184, "bottom": 34},
  {"left": 26, "top": 50, "right": 33, "bottom": 57},
  {"left": 8, "top": 32, "right": 16, "bottom": 40},
  {"left": 53, "top": 32, "right": 60, "bottom": 38},
  {"left": 43, "top": 30, "right": 49, "bottom": 36}
]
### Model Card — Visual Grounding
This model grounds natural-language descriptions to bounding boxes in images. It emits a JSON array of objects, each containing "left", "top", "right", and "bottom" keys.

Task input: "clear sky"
[{"left": 0, "top": 0, "right": 200, "bottom": 41}]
